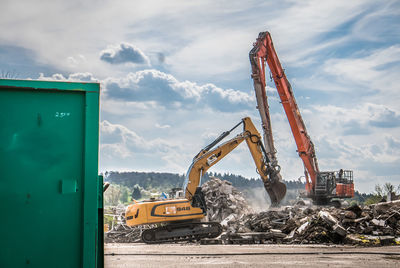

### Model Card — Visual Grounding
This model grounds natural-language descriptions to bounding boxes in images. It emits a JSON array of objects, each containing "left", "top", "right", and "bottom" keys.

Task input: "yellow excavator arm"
[{"left": 183, "top": 117, "right": 286, "bottom": 205}]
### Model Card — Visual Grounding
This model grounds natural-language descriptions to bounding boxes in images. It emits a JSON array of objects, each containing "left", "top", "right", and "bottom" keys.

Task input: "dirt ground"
[{"left": 105, "top": 243, "right": 400, "bottom": 268}]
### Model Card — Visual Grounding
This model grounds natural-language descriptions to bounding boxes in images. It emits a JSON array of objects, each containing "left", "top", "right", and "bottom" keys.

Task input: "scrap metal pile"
[
  {"left": 201, "top": 177, "right": 253, "bottom": 225},
  {"left": 104, "top": 206, "right": 152, "bottom": 243},
  {"left": 202, "top": 179, "right": 400, "bottom": 245}
]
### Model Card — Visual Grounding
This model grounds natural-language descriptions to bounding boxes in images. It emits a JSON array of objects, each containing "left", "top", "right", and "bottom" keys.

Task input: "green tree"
[
  {"left": 375, "top": 184, "right": 383, "bottom": 196},
  {"left": 120, "top": 186, "right": 129, "bottom": 203},
  {"left": 383, "top": 183, "right": 394, "bottom": 195},
  {"left": 132, "top": 184, "right": 142, "bottom": 200},
  {"left": 104, "top": 184, "right": 121, "bottom": 206},
  {"left": 364, "top": 195, "right": 382, "bottom": 205}
]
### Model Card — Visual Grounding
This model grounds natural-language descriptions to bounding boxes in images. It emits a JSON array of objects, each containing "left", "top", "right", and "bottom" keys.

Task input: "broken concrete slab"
[
  {"left": 318, "top": 211, "right": 338, "bottom": 226},
  {"left": 333, "top": 224, "right": 347, "bottom": 237},
  {"left": 373, "top": 200, "right": 400, "bottom": 215},
  {"left": 371, "top": 218, "right": 385, "bottom": 227}
]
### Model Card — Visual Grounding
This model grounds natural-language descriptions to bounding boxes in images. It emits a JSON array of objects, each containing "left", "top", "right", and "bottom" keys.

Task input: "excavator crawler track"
[{"left": 141, "top": 222, "right": 222, "bottom": 244}]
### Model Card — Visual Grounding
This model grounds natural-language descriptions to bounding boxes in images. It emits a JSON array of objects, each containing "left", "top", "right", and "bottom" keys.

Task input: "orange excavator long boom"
[
  {"left": 250, "top": 31, "right": 354, "bottom": 204},
  {"left": 250, "top": 31, "right": 319, "bottom": 193}
]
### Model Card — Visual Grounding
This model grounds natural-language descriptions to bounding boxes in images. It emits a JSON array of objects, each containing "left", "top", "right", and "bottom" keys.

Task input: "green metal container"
[{"left": 0, "top": 79, "right": 103, "bottom": 268}]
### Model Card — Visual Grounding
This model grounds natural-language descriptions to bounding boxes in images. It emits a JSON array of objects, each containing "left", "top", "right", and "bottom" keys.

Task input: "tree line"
[
  {"left": 103, "top": 170, "right": 306, "bottom": 192},
  {"left": 103, "top": 170, "right": 399, "bottom": 206}
]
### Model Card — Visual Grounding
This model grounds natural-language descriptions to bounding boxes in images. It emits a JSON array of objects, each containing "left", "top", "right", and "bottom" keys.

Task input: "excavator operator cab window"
[{"left": 317, "top": 174, "right": 327, "bottom": 185}]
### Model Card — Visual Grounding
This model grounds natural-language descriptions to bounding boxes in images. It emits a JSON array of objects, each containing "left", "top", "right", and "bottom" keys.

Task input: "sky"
[{"left": 1, "top": 0, "right": 399, "bottom": 193}]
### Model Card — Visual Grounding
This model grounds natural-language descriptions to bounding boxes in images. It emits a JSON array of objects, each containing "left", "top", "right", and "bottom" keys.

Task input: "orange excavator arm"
[{"left": 250, "top": 31, "right": 320, "bottom": 195}]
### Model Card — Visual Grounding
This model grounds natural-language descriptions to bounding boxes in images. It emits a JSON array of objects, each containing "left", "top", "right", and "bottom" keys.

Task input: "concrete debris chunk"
[
  {"left": 318, "top": 211, "right": 338, "bottom": 226},
  {"left": 297, "top": 221, "right": 310, "bottom": 234},
  {"left": 201, "top": 177, "right": 252, "bottom": 223},
  {"left": 285, "top": 229, "right": 296, "bottom": 240},
  {"left": 220, "top": 184, "right": 233, "bottom": 195},
  {"left": 220, "top": 214, "right": 236, "bottom": 227},
  {"left": 346, "top": 204, "right": 363, "bottom": 218},
  {"left": 371, "top": 219, "right": 385, "bottom": 227},
  {"left": 344, "top": 211, "right": 357, "bottom": 219},
  {"left": 333, "top": 224, "right": 347, "bottom": 237}
]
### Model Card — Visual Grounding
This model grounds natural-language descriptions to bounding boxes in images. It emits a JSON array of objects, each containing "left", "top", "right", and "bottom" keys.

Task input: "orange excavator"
[{"left": 249, "top": 31, "right": 354, "bottom": 205}]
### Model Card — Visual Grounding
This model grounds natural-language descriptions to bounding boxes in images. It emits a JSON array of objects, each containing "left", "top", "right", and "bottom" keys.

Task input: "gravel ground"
[{"left": 105, "top": 243, "right": 400, "bottom": 268}]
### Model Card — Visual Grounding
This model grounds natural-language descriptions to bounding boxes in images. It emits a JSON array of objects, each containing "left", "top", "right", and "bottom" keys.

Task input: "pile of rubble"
[
  {"left": 104, "top": 179, "right": 400, "bottom": 246},
  {"left": 104, "top": 206, "right": 147, "bottom": 243},
  {"left": 105, "top": 224, "right": 143, "bottom": 243},
  {"left": 220, "top": 199, "right": 400, "bottom": 246},
  {"left": 201, "top": 177, "right": 253, "bottom": 227}
]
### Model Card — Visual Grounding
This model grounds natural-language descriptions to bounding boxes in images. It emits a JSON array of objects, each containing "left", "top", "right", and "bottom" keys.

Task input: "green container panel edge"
[{"left": 0, "top": 79, "right": 103, "bottom": 268}]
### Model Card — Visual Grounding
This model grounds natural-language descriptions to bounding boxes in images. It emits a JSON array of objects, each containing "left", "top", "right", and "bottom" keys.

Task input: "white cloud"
[
  {"left": 352, "top": 1, "right": 400, "bottom": 42},
  {"left": 38, "top": 72, "right": 98, "bottom": 82},
  {"left": 265, "top": 0, "right": 373, "bottom": 64},
  {"left": 323, "top": 46, "right": 400, "bottom": 92},
  {"left": 100, "top": 43, "right": 150, "bottom": 65},
  {"left": 67, "top": 54, "right": 87, "bottom": 67},
  {"left": 312, "top": 103, "right": 400, "bottom": 131},
  {"left": 37, "top": 69, "right": 256, "bottom": 113},
  {"left": 101, "top": 120, "right": 148, "bottom": 152},
  {"left": 0, "top": 0, "right": 378, "bottom": 80},
  {"left": 155, "top": 123, "right": 171, "bottom": 129},
  {"left": 100, "top": 120, "right": 188, "bottom": 171},
  {"left": 103, "top": 69, "right": 255, "bottom": 112}
]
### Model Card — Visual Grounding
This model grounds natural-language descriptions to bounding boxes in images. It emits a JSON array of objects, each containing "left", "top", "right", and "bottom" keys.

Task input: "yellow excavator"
[{"left": 125, "top": 117, "right": 286, "bottom": 243}]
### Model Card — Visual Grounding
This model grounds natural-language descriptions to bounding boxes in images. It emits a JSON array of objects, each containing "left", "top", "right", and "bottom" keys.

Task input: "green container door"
[{"left": 0, "top": 80, "right": 101, "bottom": 268}]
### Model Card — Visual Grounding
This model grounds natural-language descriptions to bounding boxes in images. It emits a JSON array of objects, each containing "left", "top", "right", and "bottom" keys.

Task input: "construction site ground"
[{"left": 104, "top": 243, "right": 400, "bottom": 267}]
